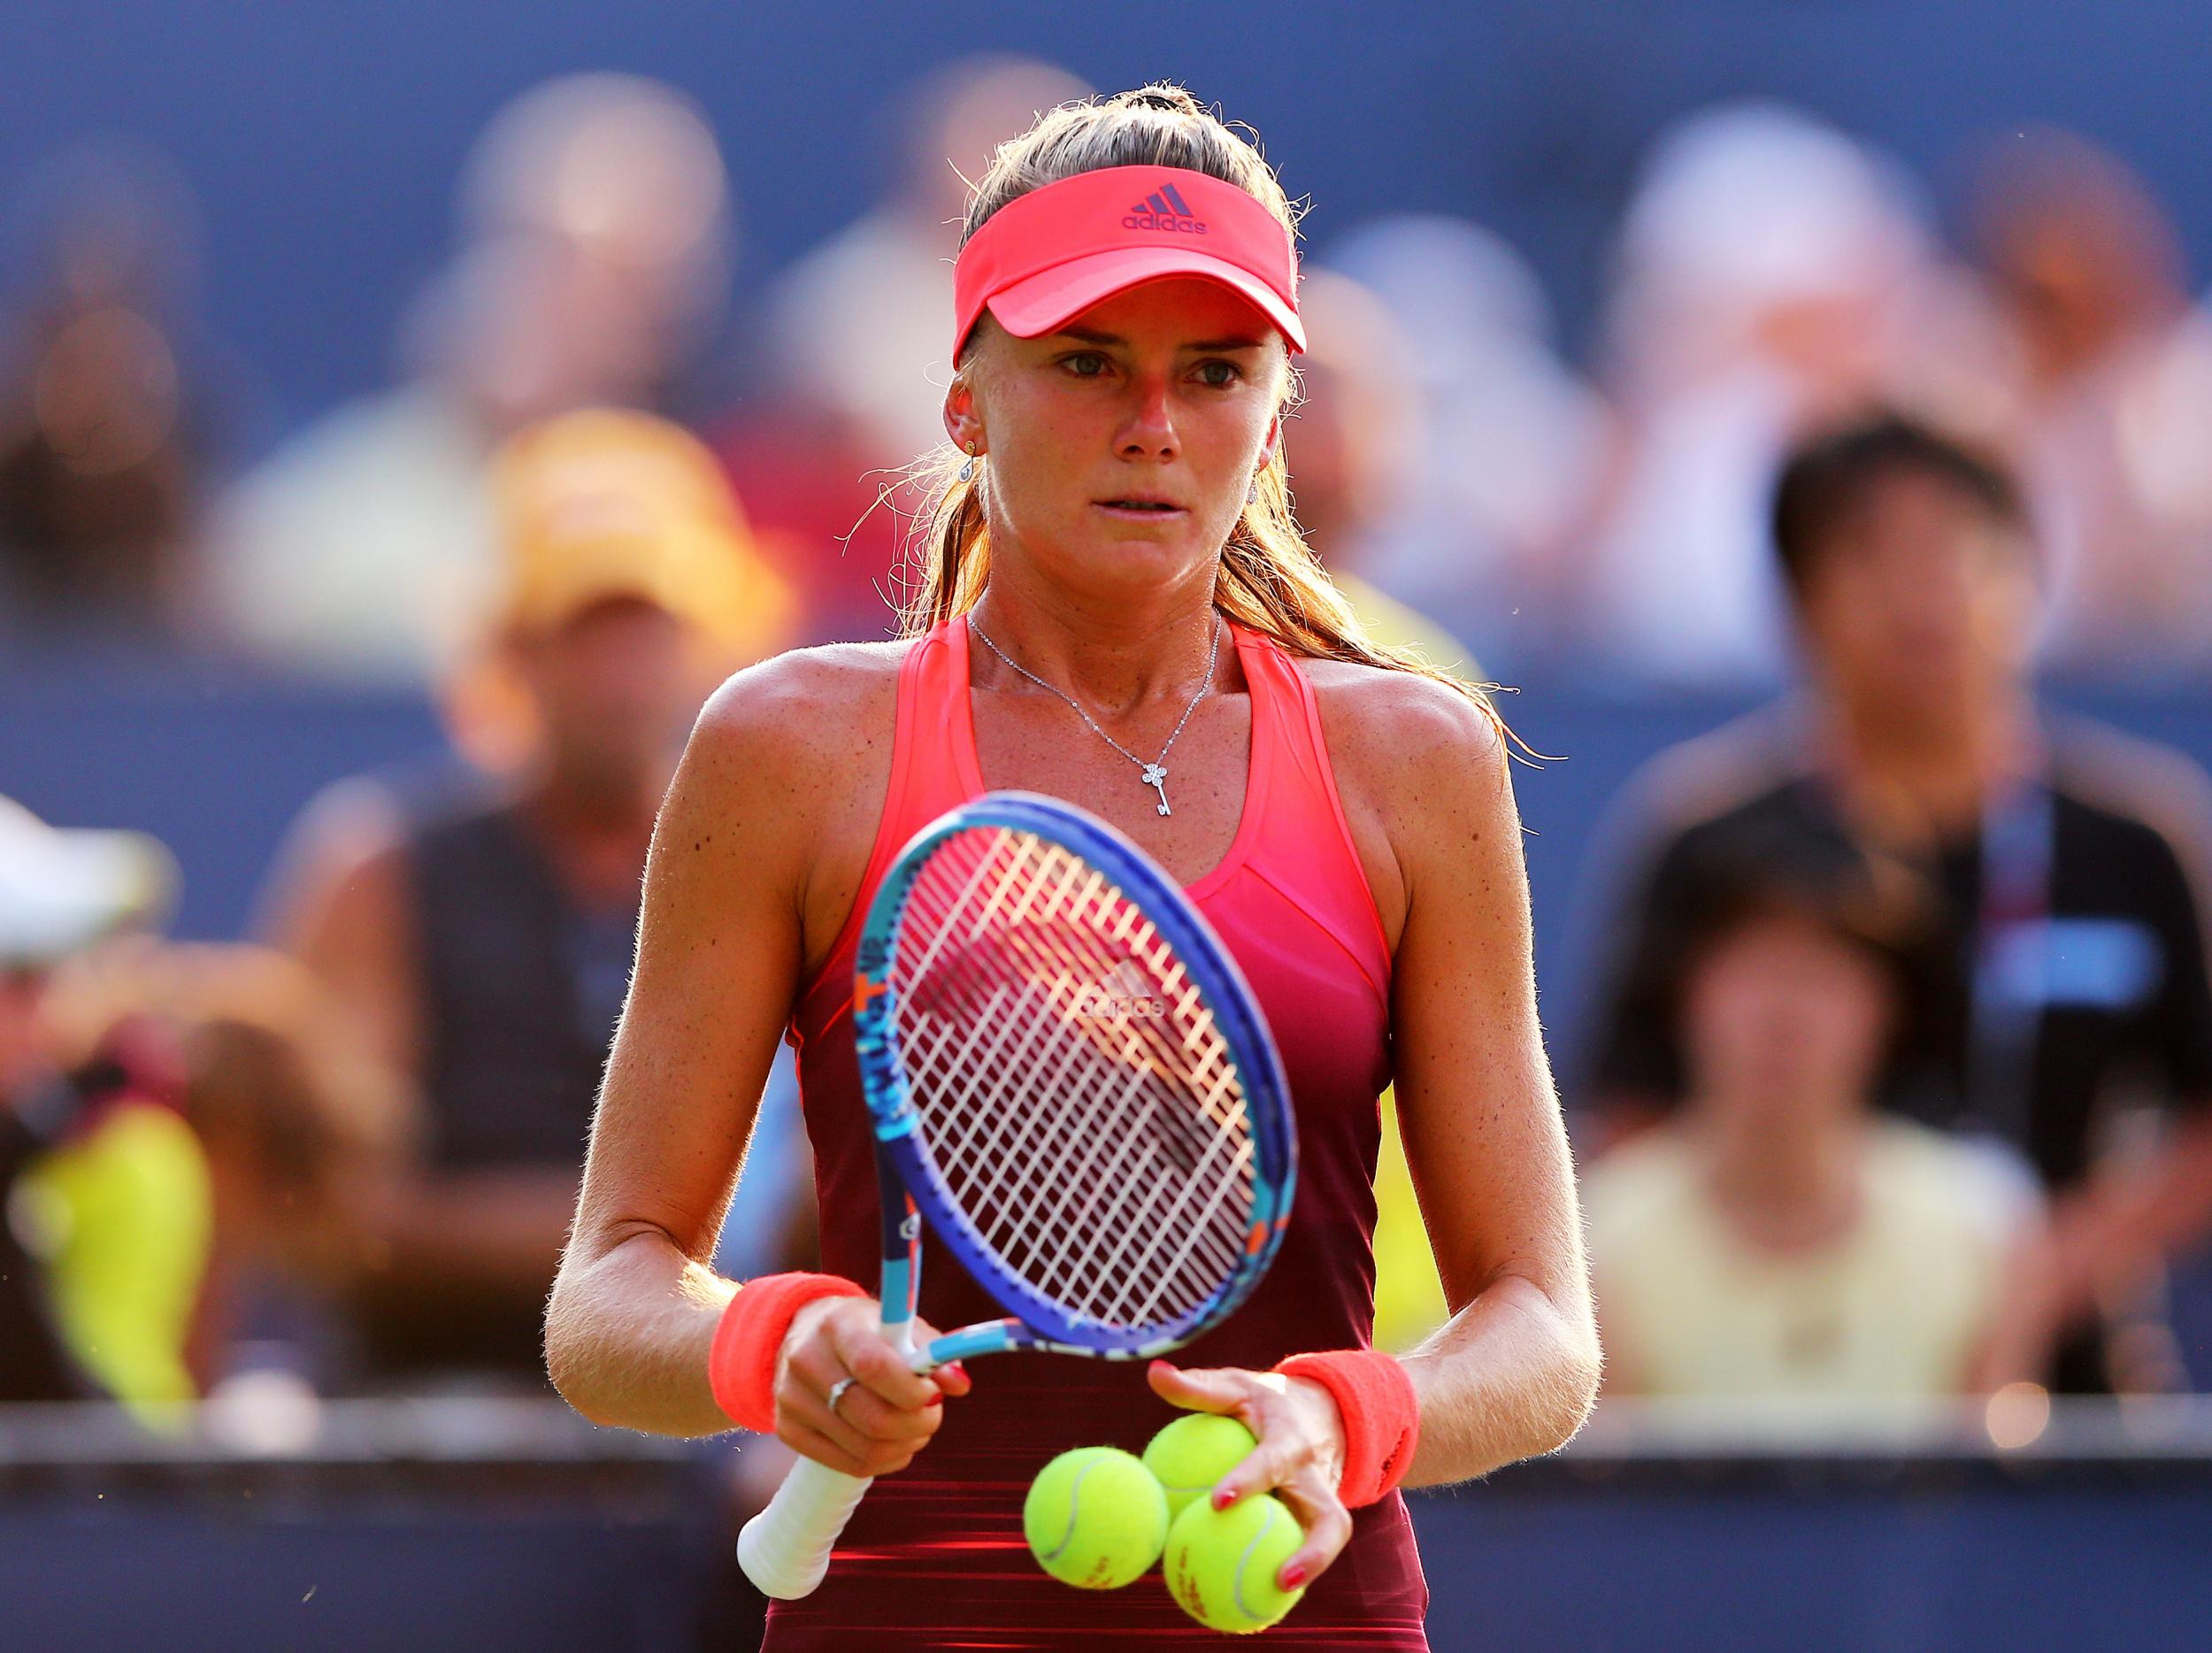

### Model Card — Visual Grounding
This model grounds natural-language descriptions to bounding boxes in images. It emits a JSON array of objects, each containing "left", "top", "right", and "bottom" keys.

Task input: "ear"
[
  {"left": 943, "top": 374, "right": 984, "bottom": 456},
  {"left": 1259, "top": 413, "right": 1281, "bottom": 468}
]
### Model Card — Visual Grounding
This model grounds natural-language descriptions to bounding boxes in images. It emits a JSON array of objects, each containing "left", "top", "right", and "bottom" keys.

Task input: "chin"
[{"left": 1070, "top": 530, "right": 1204, "bottom": 579}]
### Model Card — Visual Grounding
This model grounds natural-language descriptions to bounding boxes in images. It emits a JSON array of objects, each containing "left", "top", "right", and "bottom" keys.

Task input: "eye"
[
  {"left": 1193, "top": 358, "right": 1243, "bottom": 388},
  {"left": 1061, "top": 350, "right": 1110, "bottom": 379}
]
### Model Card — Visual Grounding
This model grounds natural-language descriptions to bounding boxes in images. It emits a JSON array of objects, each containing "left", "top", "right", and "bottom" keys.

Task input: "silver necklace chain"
[{"left": 968, "top": 611, "right": 1221, "bottom": 817}]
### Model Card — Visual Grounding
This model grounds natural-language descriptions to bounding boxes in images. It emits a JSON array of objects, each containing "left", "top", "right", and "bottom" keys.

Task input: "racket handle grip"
[{"left": 737, "top": 1454, "right": 873, "bottom": 1599}]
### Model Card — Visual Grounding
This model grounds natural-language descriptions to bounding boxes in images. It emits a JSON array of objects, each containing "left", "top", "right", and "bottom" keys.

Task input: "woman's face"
[
  {"left": 512, "top": 596, "right": 695, "bottom": 803},
  {"left": 1796, "top": 470, "right": 2039, "bottom": 728},
  {"left": 1681, "top": 909, "right": 1894, "bottom": 1132},
  {"left": 952, "top": 277, "right": 1287, "bottom": 600}
]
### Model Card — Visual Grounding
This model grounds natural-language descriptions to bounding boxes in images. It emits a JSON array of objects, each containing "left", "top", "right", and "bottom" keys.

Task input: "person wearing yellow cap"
[{"left": 258, "top": 409, "right": 795, "bottom": 1391}]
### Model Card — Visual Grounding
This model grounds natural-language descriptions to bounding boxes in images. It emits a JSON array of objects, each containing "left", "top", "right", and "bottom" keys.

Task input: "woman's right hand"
[{"left": 773, "top": 1295, "right": 974, "bottom": 1476}]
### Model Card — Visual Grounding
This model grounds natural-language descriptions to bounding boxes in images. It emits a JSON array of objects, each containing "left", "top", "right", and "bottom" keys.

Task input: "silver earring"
[
  {"left": 958, "top": 444, "right": 977, "bottom": 483},
  {"left": 1246, "top": 476, "right": 1258, "bottom": 505}
]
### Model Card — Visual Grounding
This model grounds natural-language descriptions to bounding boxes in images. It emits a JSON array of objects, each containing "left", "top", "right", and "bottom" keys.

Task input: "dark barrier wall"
[
  {"left": 1416, "top": 1465, "right": 2212, "bottom": 1652},
  {"left": 18, "top": 1472, "right": 2212, "bottom": 1651},
  {"left": 9, "top": 1402, "right": 2212, "bottom": 1653},
  {"left": 3, "top": 3, "right": 2209, "bottom": 428}
]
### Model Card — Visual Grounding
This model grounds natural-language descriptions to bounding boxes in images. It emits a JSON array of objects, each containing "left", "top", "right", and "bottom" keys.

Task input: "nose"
[{"left": 1115, "top": 371, "right": 1179, "bottom": 463}]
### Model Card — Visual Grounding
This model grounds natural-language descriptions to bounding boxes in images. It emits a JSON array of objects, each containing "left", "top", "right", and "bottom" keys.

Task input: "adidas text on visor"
[{"left": 952, "top": 165, "right": 1304, "bottom": 359}]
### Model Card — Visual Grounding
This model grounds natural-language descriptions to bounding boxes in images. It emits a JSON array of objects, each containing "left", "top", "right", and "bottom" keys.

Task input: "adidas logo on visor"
[{"left": 1122, "top": 181, "right": 1209, "bottom": 234}]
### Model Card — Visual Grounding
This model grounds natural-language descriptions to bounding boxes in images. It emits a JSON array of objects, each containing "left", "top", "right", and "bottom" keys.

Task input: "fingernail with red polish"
[
  {"left": 1281, "top": 1565, "right": 1307, "bottom": 1590},
  {"left": 1212, "top": 1485, "right": 1237, "bottom": 1511}
]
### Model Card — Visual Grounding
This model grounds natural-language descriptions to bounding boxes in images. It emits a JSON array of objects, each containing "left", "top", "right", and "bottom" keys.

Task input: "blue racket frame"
[{"left": 851, "top": 791, "right": 1295, "bottom": 1369}]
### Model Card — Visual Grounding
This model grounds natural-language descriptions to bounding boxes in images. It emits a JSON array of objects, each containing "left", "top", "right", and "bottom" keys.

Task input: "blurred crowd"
[{"left": 8, "top": 57, "right": 2212, "bottom": 1437}]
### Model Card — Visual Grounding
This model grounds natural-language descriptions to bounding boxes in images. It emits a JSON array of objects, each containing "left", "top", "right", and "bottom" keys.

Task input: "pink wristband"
[
  {"left": 1273, "top": 1349, "right": 1420, "bottom": 1508},
  {"left": 707, "top": 1272, "right": 867, "bottom": 1432}
]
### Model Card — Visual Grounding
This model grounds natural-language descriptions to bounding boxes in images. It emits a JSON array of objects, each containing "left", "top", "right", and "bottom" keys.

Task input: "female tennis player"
[{"left": 546, "top": 84, "right": 1599, "bottom": 1649}]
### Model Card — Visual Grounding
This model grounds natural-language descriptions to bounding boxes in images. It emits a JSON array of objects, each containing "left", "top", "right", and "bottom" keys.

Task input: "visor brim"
[{"left": 983, "top": 247, "right": 1306, "bottom": 354}]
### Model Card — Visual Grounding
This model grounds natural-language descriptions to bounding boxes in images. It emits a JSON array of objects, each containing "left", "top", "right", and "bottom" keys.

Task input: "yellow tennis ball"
[
  {"left": 1164, "top": 1492, "right": 1307, "bottom": 1634},
  {"left": 1024, "top": 1446, "right": 1170, "bottom": 1589},
  {"left": 1142, "top": 1412, "right": 1258, "bottom": 1520}
]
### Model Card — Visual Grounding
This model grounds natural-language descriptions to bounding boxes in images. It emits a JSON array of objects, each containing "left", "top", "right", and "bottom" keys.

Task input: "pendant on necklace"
[{"left": 1141, "top": 763, "right": 1171, "bottom": 816}]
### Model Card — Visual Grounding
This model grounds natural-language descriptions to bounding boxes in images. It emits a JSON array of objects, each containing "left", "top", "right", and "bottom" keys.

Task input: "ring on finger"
[{"left": 826, "top": 1375, "right": 859, "bottom": 1418}]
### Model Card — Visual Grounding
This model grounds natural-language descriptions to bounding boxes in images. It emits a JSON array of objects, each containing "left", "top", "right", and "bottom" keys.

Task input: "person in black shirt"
[
  {"left": 258, "top": 411, "right": 795, "bottom": 1388},
  {"left": 1578, "top": 413, "right": 2212, "bottom": 1392}
]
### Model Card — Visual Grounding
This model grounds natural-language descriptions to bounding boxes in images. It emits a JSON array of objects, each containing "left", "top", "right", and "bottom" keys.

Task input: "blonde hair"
[{"left": 896, "top": 83, "right": 1504, "bottom": 721}]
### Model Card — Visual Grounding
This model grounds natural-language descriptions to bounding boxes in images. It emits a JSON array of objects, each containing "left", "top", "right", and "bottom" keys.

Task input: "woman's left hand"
[{"left": 1147, "top": 1358, "right": 1353, "bottom": 1594}]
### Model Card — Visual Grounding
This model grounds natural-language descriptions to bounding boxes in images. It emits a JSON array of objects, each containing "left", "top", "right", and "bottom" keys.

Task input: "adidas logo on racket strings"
[
  {"left": 1123, "top": 181, "right": 1208, "bottom": 234},
  {"left": 1071, "top": 959, "right": 1170, "bottom": 1021}
]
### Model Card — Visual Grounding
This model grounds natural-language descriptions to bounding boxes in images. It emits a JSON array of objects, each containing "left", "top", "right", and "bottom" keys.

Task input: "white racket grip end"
[{"left": 737, "top": 1455, "right": 875, "bottom": 1599}]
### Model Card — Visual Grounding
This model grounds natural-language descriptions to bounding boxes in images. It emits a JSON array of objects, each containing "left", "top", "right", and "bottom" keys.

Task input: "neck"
[
  {"left": 1818, "top": 683, "right": 2036, "bottom": 843},
  {"left": 518, "top": 774, "right": 660, "bottom": 911},
  {"left": 1698, "top": 1101, "right": 1866, "bottom": 1253},
  {"left": 524, "top": 764, "right": 661, "bottom": 840},
  {"left": 968, "top": 565, "right": 1222, "bottom": 717}
]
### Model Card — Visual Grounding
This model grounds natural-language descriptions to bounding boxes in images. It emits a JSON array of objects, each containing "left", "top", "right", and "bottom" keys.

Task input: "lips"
[{"left": 1095, "top": 496, "right": 1185, "bottom": 514}]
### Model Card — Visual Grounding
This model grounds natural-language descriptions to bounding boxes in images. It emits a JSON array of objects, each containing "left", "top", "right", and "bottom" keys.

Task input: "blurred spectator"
[
  {"left": 1321, "top": 215, "right": 1607, "bottom": 669},
  {"left": 256, "top": 410, "right": 800, "bottom": 1391},
  {"left": 1588, "top": 831, "right": 2036, "bottom": 1409},
  {"left": 1577, "top": 413, "right": 2212, "bottom": 1392},
  {"left": 1288, "top": 269, "right": 1474, "bottom": 676},
  {"left": 721, "top": 54, "right": 1090, "bottom": 643},
  {"left": 0, "top": 796, "right": 204, "bottom": 1419},
  {"left": 211, "top": 74, "right": 734, "bottom": 682},
  {"left": 1289, "top": 270, "right": 1471, "bottom": 1353},
  {"left": 458, "top": 71, "right": 734, "bottom": 392},
  {"left": 1967, "top": 127, "right": 2212, "bottom": 675},
  {"left": 46, "top": 942, "right": 407, "bottom": 1395},
  {"left": 763, "top": 53, "right": 1088, "bottom": 468},
  {"left": 0, "top": 141, "right": 214, "bottom": 644},
  {"left": 1574, "top": 104, "right": 1994, "bottom": 684}
]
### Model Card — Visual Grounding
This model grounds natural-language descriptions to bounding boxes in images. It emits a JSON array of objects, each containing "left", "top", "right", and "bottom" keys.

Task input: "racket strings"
[
  {"left": 890, "top": 827, "right": 1259, "bottom": 1331},
  {"left": 906, "top": 878, "right": 1242, "bottom": 1267}
]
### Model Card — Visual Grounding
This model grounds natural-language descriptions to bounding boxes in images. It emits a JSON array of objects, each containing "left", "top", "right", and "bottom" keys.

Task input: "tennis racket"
[{"left": 737, "top": 789, "right": 1295, "bottom": 1599}]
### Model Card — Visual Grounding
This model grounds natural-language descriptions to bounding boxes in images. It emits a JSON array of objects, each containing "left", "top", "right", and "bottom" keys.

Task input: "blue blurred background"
[
  {"left": 9, "top": 6, "right": 2212, "bottom": 1649},
  {"left": 4, "top": 1, "right": 2208, "bottom": 425}
]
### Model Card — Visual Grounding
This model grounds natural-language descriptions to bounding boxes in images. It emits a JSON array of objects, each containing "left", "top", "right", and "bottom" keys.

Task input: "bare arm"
[
  {"left": 544, "top": 653, "right": 964, "bottom": 1462},
  {"left": 544, "top": 663, "right": 817, "bottom": 1434},
  {"left": 259, "top": 778, "right": 420, "bottom": 1080},
  {"left": 1971, "top": 1109, "right": 2212, "bottom": 1389},
  {"left": 1148, "top": 675, "right": 1599, "bottom": 1593},
  {"left": 261, "top": 782, "right": 575, "bottom": 1295},
  {"left": 1379, "top": 686, "right": 1601, "bottom": 1482}
]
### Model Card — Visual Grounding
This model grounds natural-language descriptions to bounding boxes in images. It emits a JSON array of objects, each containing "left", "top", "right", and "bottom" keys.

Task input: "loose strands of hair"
[{"left": 894, "top": 83, "right": 1530, "bottom": 754}]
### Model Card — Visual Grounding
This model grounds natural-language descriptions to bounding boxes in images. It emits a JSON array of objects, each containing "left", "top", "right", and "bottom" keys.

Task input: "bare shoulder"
[
  {"left": 1296, "top": 658, "right": 1513, "bottom": 947},
  {"left": 684, "top": 641, "right": 903, "bottom": 807},
  {"left": 256, "top": 772, "right": 412, "bottom": 951},
  {"left": 693, "top": 639, "right": 907, "bottom": 752},
  {"left": 1301, "top": 657, "right": 1509, "bottom": 774},
  {"left": 679, "top": 639, "right": 911, "bottom": 967}
]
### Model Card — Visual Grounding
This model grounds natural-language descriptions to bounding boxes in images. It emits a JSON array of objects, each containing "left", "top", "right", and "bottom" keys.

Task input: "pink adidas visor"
[{"left": 952, "top": 165, "right": 1304, "bottom": 359}]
